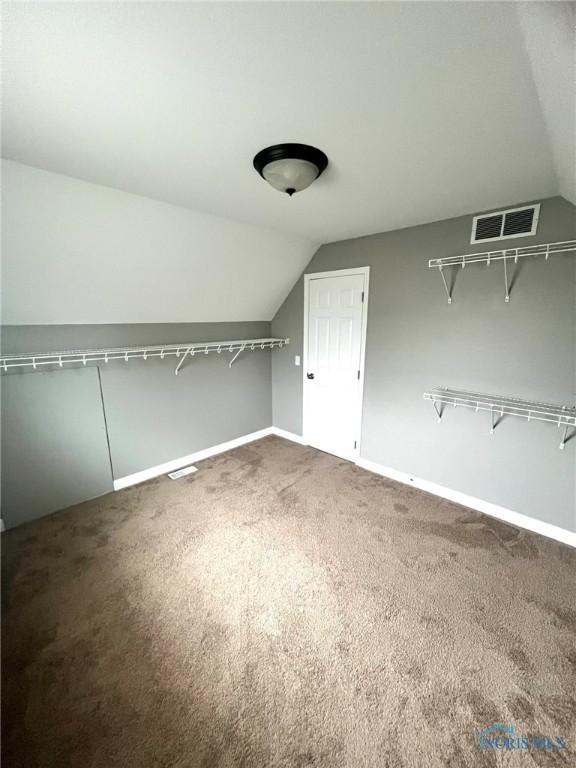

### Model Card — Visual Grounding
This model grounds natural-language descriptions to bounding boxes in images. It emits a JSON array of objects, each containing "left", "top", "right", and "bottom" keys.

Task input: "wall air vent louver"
[{"left": 471, "top": 204, "right": 540, "bottom": 244}]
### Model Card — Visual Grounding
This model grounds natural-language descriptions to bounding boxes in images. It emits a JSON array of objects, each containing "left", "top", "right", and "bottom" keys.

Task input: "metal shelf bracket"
[
  {"left": 229, "top": 345, "right": 246, "bottom": 368},
  {"left": 559, "top": 422, "right": 574, "bottom": 451},
  {"left": 438, "top": 266, "right": 452, "bottom": 304}
]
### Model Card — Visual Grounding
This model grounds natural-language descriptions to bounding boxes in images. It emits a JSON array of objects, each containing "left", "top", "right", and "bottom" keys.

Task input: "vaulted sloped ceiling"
[
  {"left": 2, "top": 2, "right": 573, "bottom": 324},
  {"left": 516, "top": 2, "right": 575, "bottom": 206},
  {"left": 1, "top": 159, "right": 317, "bottom": 324}
]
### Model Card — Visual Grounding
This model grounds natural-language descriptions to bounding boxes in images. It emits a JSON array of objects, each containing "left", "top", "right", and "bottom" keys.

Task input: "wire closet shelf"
[
  {"left": 0, "top": 337, "right": 290, "bottom": 376},
  {"left": 423, "top": 387, "right": 576, "bottom": 450},
  {"left": 428, "top": 239, "right": 576, "bottom": 303}
]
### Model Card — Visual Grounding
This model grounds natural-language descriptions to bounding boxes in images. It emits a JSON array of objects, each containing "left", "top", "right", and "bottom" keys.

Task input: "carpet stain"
[
  {"left": 508, "top": 694, "right": 535, "bottom": 721},
  {"left": 507, "top": 645, "right": 533, "bottom": 674},
  {"left": 2, "top": 436, "right": 575, "bottom": 768}
]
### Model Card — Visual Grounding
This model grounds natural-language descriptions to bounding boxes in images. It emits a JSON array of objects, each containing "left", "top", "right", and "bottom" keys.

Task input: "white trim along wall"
[
  {"left": 113, "top": 428, "right": 274, "bottom": 490},
  {"left": 354, "top": 456, "right": 576, "bottom": 549},
  {"left": 114, "top": 428, "right": 575, "bottom": 548}
]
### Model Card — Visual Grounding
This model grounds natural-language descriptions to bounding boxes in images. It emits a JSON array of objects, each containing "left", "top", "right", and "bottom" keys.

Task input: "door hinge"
[
  {"left": 361, "top": 291, "right": 365, "bottom": 303},
  {"left": 354, "top": 440, "right": 357, "bottom": 449},
  {"left": 357, "top": 370, "right": 360, "bottom": 380}
]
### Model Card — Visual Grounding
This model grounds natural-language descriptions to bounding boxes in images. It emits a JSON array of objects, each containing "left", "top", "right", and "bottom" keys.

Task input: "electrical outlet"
[{"left": 295, "top": 355, "right": 301, "bottom": 366}]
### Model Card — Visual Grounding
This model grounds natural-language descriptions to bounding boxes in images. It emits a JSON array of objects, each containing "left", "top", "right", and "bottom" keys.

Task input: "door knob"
[{"left": 307, "top": 373, "right": 315, "bottom": 379}]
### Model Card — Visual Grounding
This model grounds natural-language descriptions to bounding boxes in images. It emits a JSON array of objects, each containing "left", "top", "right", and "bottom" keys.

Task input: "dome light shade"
[
  {"left": 253, "top": 143, "right": 328, "bottom": 196},
  {"left": 262, "top": 159, "right": 319, "bottom": 195}
]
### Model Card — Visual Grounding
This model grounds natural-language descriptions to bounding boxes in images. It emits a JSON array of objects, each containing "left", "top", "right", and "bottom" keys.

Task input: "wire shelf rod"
[
  {"left": 423, "top": 387, "right": 576, "bottom": 449},
  {"left": 0, "top": 337, "right": 289, "bottom": 374},
  {"left": 428, "top": 240, "right": 576, "bottom": 304},
  {"left": 428, "top": 240, "right": 576, "bottom": 270}
]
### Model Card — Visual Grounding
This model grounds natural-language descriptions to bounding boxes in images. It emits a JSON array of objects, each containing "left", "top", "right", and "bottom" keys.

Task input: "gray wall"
[
  {"left": 1, "top": 322, "right": 273, "bottom": 526},
  {"left": 3, "top": 199, "right": 575, "bottom": 532},
  {"left": 272, "top": 196, "right": 576, "bottom": 532},
  {"left": 1, "top": 367, "right": 114, "bottom": 529}
]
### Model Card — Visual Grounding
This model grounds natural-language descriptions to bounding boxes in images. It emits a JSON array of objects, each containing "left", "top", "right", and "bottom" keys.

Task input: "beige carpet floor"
[{"left": 2, "top": 435, "right": 575, "bottom": 767}]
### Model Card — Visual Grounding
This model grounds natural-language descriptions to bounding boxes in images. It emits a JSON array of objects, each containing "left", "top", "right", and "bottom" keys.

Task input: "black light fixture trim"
[{"left": 253, "top": 143, "right": 328, "bottom": 196}]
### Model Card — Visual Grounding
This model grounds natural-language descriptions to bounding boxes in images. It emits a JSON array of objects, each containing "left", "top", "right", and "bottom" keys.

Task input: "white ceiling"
[{"left": 2, "top": 2, "right": 573, "bottom": 245}]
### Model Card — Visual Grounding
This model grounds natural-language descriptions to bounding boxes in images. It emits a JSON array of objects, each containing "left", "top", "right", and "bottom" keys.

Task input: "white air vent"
[
  {"left": 168, "top": 465, "right": 198, "bottom": 480},
  {"left": 471, "top": 204, "right": 540, "bottom": 244}
]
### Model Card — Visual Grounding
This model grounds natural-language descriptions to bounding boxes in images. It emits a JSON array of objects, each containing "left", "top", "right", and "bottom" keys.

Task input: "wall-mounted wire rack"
[
  {"left": 428, "top": 240, "right": 576, "bottom": 303},
  {"left": 0, "top": 337, "right": 290, "bottom": 376},
  {"left": 423, "top": 387, "right": 576, "bottom": 450}
]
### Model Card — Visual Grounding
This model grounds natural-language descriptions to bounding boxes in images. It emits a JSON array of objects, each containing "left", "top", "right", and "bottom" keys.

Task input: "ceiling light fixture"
[{"left": 253, "top": 143, "right": 328, "bottom": 196}]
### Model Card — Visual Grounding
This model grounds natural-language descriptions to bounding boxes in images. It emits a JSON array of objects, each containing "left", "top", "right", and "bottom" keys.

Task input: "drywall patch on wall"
[
  {"left": 1, "top": 367, "right": 114, "bottom": 528},
  {"left": 1, "top": 160, "right": 317, "bottom": 324}
]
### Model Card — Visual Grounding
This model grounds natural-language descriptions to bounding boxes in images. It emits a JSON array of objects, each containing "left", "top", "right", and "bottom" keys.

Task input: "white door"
[{"left": 303, "top": 268, "right": 369, "bottom": 460}]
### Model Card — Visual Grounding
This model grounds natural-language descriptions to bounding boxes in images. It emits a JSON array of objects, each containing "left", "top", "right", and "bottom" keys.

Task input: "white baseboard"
[
  {"left": 113, "top": 427, "right": 275, "bottom": 490},
  {"left": 268, "top": 427, "right": 307, "bottom": 444},
  {"left": 113, "top": 427, "right": 575, "bottom": 549},
  {"left": 355, "top": 457, "right": 576, "bottom": 548},
  {"left": 113, "top": 426, "right": 307, "bottom": 490}
]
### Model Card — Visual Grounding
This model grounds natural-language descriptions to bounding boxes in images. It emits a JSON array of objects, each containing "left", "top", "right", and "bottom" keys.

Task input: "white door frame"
[{"left": 302, "top": 266, "right": 370, "bottom": 459}]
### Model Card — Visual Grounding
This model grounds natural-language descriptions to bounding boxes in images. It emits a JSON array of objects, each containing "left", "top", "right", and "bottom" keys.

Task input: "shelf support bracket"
[
  {"left": 490, "top": 408, "right": 497, "bottom": 434},
  {"left": 174, "top": 347, "right": 192, "bottom": 376},
  {"left": 559, "top": 422, "right": 573, "bottom": 450},
  {"left": 503, "top": 258, "right": 510, "bottom": 302},
  {"left": 432, "top": 400, "right": 443, "bottom": 422},
  {"left": 229, "top": 345, "right": 245, "bottom": 368},
  {"left": 438, "top": 267, "right": 452, "bottom": 304}
]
